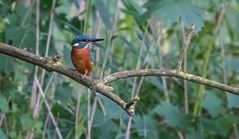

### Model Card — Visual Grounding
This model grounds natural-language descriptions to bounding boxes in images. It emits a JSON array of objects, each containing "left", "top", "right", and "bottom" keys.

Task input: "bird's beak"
[
  {"left": 90, "top": 38, "right": 104, "bottom": 42},
  {"left": 88, "top": 38, "right": 104, "bottom": 47},
  {"left": 92, "top": 42, "right": 104, "bottom": 47}
]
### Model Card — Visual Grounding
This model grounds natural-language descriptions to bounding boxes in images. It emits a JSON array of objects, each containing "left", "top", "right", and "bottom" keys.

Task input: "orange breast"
[{"left": 71, "top": 47, "right": 93, "bottom": 76}]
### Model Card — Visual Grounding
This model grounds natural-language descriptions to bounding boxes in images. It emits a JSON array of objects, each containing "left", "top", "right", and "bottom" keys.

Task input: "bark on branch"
[
  {"left": 103, "top": 69, "right": 239, "bottom": 95},
  {"left": 1, "top": 42, "right": 239, "bottom": 116},
  {"left": 0, "top": 42, "right": 135, "bottom": 115}
]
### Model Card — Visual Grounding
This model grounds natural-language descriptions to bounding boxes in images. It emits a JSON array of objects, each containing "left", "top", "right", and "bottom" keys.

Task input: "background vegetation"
[{"left": 0, "top": 0, "right": 239, "bottom": 138}]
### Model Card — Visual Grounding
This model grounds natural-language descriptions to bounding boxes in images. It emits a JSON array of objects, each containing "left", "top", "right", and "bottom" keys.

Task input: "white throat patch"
[{"left": 73, "top": 43, "right": 79, "bottom": 46}]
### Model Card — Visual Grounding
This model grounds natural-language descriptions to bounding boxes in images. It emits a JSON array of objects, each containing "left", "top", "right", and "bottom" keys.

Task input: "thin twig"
[
  {"left": 131, "top": 22, "right": 150, "bottom": 98},
  {"left": 75, "top": 87, "right": 82, "bottom": 139},
  {"left": 184, "top": 53, "right": 189, "bottom": 114},
  {"left": 37, "top": 73, "right": 56, "bottom": 115},
  {"left": 180, "top": 20, "right": 189, "bottom": 114},
  {"left": 40, "top": 0, "right": 56, "bottom": 86},
  {"left": 87, "top": 90, "right": 91, "bottom": 139},
  {"left": 0, "top": 115, "right": 5, "bottom": 126},
  {"left": 106, "top": 0, "right": 120, "bottom": 75},
  {"left": 193, "top": 7, "right": 225, "bottom": 117},
  {"left": 35, "top": 77, "right": 63, "bottom": 139},
  {"left": 220, "top": 24, "right": 239, "bottom": 139},
  {"left": 42, "top": 113, "right": 50, "bottom": 139},
  {"left": 157, "top": 24, "right": 169, "bottom": 102},
  {"left": 176, "top": 23, "right": 195, "bottom": 71},
  {"left": 20, "top": 0, "right": 36, "bottom": 28},
  {"left": 32, "top": 6, "right": 57, "bottom": 134},
  {"left": 85, "top": 1, "right": 120, "bottom": 136},
  {"left": 125, "top": 117, "right": 133, "bottom": 139},
  {"left": 125, "top": 21, "right": 150, "bottom": 139},
  {"left": 43, "top": 73, "right": 56, "bottom": 93},
  {"left": 27, "top": 0, "right": 40, "bottom": 138},
  {"left": 30, "top": 0, "right": 40, "bottom": 109},
  {"left": 44, "top": 0, "right": 56, "bottom": 58}
]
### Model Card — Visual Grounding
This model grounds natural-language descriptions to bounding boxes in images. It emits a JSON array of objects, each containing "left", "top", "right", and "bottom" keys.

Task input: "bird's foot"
[
  {"left": 80, "top": 70, "right": 89, "bottom": 79},
  {"left": 81, "top": 74, "right": 87, "bottom": 79}
]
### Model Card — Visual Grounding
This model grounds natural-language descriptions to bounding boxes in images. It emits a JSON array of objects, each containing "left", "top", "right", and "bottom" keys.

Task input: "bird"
[{"left": 70, "top": 35, "right": 104, "bottom": 76}]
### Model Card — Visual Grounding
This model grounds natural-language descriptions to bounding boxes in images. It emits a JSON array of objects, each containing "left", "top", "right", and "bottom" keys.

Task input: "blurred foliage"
[{"left": 0, "top": 0, "right": 239, "bottom": 139}]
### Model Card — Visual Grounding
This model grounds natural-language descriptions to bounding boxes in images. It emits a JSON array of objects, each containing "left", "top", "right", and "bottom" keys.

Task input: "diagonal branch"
[
  {"left": 0, "top": 42, "right": 132, "bottom": 115},
  {"left": 1, "top": 42, "right": 239, "bottom": 116}
]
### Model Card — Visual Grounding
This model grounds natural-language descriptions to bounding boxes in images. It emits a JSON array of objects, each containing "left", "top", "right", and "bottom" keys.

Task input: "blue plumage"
[
  {"left": 71, "top": 34, "right": 104, "bottom": 62},
  {"left": 71, "top": 35, "right": 90, "bottom": 46},
  {"left": 70, "top": 35, "right": 104, "bottom": 76}
]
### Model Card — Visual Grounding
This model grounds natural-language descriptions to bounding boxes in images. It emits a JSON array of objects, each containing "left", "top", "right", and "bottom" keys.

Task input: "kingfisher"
[{"left": 71, "top": 35, "right": 104, "bottom": 76}]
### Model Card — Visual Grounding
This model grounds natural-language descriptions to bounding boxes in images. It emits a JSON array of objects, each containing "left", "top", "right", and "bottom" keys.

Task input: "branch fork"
[{"left": 1, "top": 42, "right": 239, "bottom": 116}]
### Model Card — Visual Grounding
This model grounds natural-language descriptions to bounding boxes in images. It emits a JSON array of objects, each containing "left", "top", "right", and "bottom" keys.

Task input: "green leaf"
[
  {"left": 135, "top": 31, "right": 150, "bottom": 48},
  {"left": 0, "top": 78, "right": 17, "bottom": 95},
  {"left": 93, "top": 0, "right": 112, "bottom": 29},
  {"left": 142, "top": 0, "right": 204, "bottom": 32},
  {"left": 225, "top": 57, "right": 239, "bottom": 73},
  {"left": 0, "top": 19, "right": 7, "bottom": 33},
  {"left": 55, "top": 0, "right": 71, "bottom": 15},
  {"left": 55, "top": 82, "right": 73, "bottom": 107},
  {"left": 14, "top": 67, "right": 28, "bottom": 83},
  {"left": 192, "top": 0, "right": 227, "bottom": 8},
  {"left": 20, "top": 113, "right": 34, "bottom": 131},
  {"left": 75, "top": 116, "right": 84, "bottom": 138},
  {"left": 103, "top": 97, "right": 122, "bottom": 119},
  {"left": 201, "top": 91, "right": 225, "bottom": 117},
  {"left": 0, "top": 95, "right": 9, "bottom": 113},
  {"left": 134, "top": 115, "right": 158, "bottom": 138},
  {"left": 121, "top": 0, "right": 143, "bottom": 16},
  {"left": 227, "top": 94, "right": 239, "bottom": 108},
  {"left": 186, "top": 128, "right": 204, "bottom": 139},
  {"left": 225, "top": 5, "right": 239, "bottom": 37},
  {"left": 0, "top": 55, "right": 14, "bottom": 75},
  {"left": 0, "top": 128, "right": 7, "bottom": 139},
  {"left": 153, "top": 101, "right": 191, "bottom": 129},
  {"left": 15, "top": 4, "right": 27, "bottom": 19},
  {"left": 63, "top": 45, "right": 73, "bottom": 67},
  {"left": 5, "top": 25, "right": 26, "bottom": 46},
  {"left": 159, "top": 130, "right": 177, "bottom": 139},
  {"left": 9, "top": 131, "right": 17, "bottom": 139},
  {"left": 118, "top": 36, "right": 138, "bottom": 55},
  {"left": 148, "top": 77, "right": 163, "bottom": 91},
  {"left": 33, "top": 120, "right": 43, "bottom": 134},
  {"left": 217, "top": 114, "right": 239, "bottom": 136},
  {"left": 92, "top": 109, "right": 106, "bottom": 127},
  {"left": 93, "top": 117, "right": 117, "bottom": 139},
  {"left": 198, "top": 117, "right": 223, "bottom": 135}
]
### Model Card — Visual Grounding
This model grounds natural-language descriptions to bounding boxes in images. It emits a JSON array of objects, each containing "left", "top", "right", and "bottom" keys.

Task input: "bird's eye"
[{"left": 83, "top": 39, "right": 89, "bottom": 42}]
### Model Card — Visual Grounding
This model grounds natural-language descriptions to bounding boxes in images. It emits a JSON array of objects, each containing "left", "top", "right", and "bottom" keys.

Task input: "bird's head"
[{"left": 71, "top": 35, "right": 104, "bottom": 48}]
